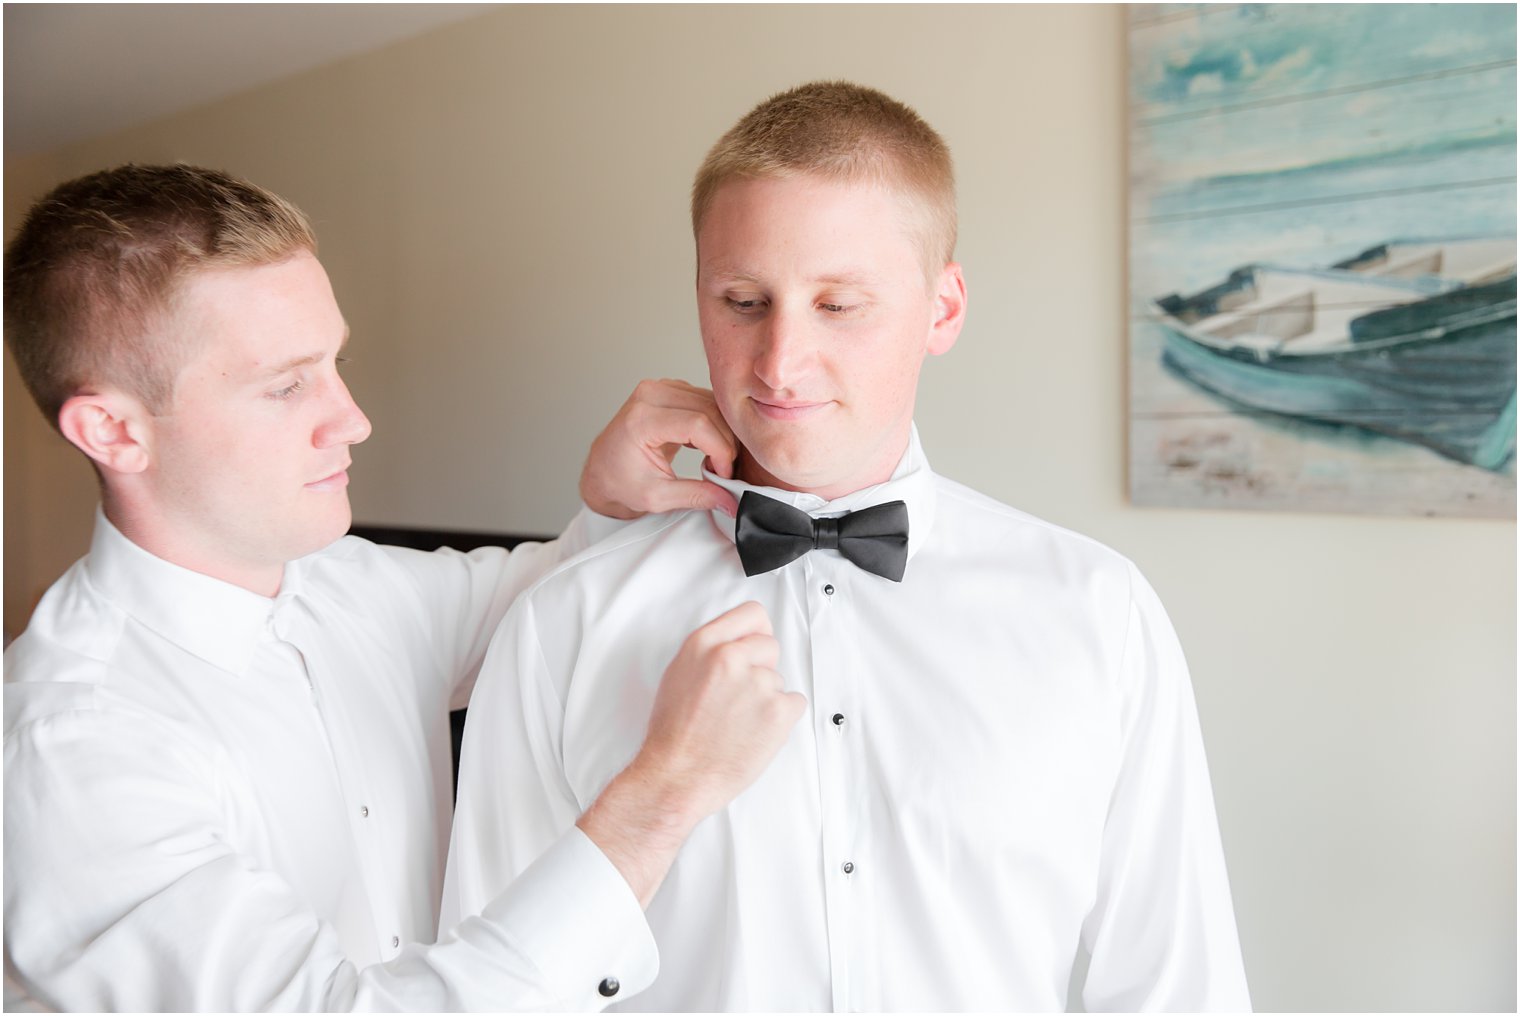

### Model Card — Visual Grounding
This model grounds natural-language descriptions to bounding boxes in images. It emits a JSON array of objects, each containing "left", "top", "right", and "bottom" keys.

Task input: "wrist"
[{"left": 576, "top": 759, "right": 705, "bottom": 907}]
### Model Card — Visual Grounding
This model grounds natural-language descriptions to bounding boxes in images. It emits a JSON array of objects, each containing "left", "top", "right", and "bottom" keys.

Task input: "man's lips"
[
  {"left": 750, "top": 397, "right": 829, "bottom": 421},
  {"left": 306, "top": 464, "right": 351, "bottom": 490}
]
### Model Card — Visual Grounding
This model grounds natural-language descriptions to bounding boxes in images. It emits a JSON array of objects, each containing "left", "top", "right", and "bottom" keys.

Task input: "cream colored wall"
[
  {"left": 4, "top": 150, "right": 99, "bottom": 636},
  {"left": 4, "top": 5, "right": 1513, "bottom": 1010}
]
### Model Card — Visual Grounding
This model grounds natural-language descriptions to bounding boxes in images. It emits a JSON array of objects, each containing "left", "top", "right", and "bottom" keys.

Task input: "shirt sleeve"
[
  {"left": 3, "top": 696, "right": 653, "bottom": 1012},
  {"left": 1078, "top": 563, "right": 1252, "bottom": 1012},
  {"left": 442, "top": 592, "right": 657, "bottom": 1005},
  {"left": 380, "top": 505, "right": 625, "bottom": 711}
]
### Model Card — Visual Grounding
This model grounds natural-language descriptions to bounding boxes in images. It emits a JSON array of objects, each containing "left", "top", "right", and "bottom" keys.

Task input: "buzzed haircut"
[
  {"left": 691, "top": 80, "right": 957, "bottom": 272},
  {"left": 4, "top": 163, "right": 317, "bottom": 428}
]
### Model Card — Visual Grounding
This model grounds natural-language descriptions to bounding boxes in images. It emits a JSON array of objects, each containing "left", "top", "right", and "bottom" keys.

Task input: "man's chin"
[
  {"left": 289, "top": 509, "right": 353, "bottom": 561},
  {"left": 737, "top": 445, "right": 837, "bottom": 497}
]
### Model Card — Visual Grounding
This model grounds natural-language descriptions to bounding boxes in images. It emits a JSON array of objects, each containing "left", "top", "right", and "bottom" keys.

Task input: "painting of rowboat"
[{"left": 1128, "top": 4, "right": 1517, "bottom": 517}]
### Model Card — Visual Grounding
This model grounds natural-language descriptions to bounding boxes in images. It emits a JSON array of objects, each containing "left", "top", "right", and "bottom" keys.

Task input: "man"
[
  {"left": 3, "top": 164, "right": 803, "bottom": 1011},
  {"left": 446, "top": 82, "right": 1252, "bottom": 1011}
]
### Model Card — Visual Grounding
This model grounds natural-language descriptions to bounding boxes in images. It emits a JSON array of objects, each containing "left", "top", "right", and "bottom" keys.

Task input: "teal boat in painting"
[{"left": 1152, "top": 239, "right": 1517, "bottom": 470}]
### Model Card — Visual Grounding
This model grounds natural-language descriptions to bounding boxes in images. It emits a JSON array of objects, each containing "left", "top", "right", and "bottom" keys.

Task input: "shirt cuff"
[{"left": 480, "top": 826, "right": 658, "bottom": 1009}]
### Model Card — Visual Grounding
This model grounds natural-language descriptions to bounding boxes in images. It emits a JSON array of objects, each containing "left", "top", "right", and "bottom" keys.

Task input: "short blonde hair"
[
  {"left": 691, "top": 81, "right": 957, "bottom": 271},
  {"left": 4, "top": 163, "right": 316, "bottom": 428}
]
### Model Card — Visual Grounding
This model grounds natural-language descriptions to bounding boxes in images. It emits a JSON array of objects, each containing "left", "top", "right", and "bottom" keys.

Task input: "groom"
[{"left": 446, "top": 81, "right": 1251, "bottom": 1011}]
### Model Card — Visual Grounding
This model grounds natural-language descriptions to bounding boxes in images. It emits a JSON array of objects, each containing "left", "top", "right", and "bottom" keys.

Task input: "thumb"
[{"left": 658, "top": 478, "right": 739, "bottom": 517}]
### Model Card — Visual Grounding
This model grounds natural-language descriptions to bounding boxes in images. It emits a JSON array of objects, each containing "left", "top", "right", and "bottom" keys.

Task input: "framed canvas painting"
[{"left": 1127, "top": 3, "right": 1516, "bottom": 517}]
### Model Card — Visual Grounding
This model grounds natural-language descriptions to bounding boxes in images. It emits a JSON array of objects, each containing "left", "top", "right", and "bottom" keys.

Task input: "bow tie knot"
[
  {"left": 812, "top": 516, "right": 840, "bottom": 551},
  {"left": 734, "top": 491, "right": 910, "bottom": 582}
]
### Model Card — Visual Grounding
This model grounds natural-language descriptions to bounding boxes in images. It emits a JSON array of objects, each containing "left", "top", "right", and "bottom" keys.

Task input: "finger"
[
  {"left": 629, "top": 390, "right": 714, "bottom": 425},
  {"left": 758, "top": 667, "right": 785, "bottom": 693},
  {"left": 700, "top": 454, "right": 733, "bottom": 482},
  {"left": 695, "top": 600, "right": 773, "bottom": 644},
  {"left": 698, "top": 443, "right": 735, "bottom": 480},
  {"left": 636, "top": 378, "right": 713, "bottom": 411},
  {"left": 628, "top": 385, "right": 731, "bottom": 443},
  {"left": 696, "top": 479, "right": 740, "bottom": 518},
  {"left": 738, "top": 666, "right": 786, "bottom": 697},
  {"left": 637, "top": 406, "right": 735, "bottom": 472},
  {"left": 637, "top": 442, "right": 682, "bottom": 479},
  {"left": 732, "top": 632, "right": 780, "bottom": 670},
  {"left": 645, "top": 477, "right": 739, "bottom": 518},
  {"left": 660, "top": 378, "right": 713, "bottom": 402},
  {"left": 685, "top": 417, "right": 737, "bottom": 476},
  {"left": 777, "top": 690, "right": 809, "bottom": 725}
]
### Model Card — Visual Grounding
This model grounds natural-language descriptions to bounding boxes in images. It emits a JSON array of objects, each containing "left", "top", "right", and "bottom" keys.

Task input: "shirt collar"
[
  {"left": 83, "top": 507, "right": 306, "bottom": 675},
  {"left": 705, "top": 423, "right": 938, "bottom": 565}
]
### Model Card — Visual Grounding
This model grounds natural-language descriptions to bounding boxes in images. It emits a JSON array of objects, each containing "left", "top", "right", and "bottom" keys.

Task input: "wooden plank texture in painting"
[{"left": 1127, "top": 3, "right": 1517, "bottom": 517}]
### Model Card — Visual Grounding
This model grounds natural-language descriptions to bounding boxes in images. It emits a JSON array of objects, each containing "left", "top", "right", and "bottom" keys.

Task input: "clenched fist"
[
  {"left": 577, "top": 601, "right": 805, "bottom": 905},
  {"left": 637, "top": 601, "right": 806, "bottom": 820}
]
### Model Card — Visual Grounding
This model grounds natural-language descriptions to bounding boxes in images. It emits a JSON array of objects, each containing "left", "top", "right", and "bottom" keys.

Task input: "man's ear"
[
  {"left": 57, "top": 391, "right": 153, "bottom": 475},
  {"left": 926, "top": 262, "right": 967, "bottom": 356}
]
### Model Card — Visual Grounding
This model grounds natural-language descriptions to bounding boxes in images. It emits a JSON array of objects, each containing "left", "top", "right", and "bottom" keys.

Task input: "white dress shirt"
[
  {"left": 446, "top": 426, "right": 1250, "bottom": 1012},
  {"left": 4, "top": 509, "right": 657, "bottom": 1012}
]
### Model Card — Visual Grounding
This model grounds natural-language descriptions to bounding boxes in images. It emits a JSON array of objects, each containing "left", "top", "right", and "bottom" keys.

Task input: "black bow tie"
[{"left": 734, "top": 491, "right": 910, "bottom": 581}]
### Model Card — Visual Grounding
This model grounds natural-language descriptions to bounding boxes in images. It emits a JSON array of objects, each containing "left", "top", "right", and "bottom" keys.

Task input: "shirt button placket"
[
  {"left": 291, "top": 616, "right": 396, "bottom": 969},
  {"left": 810, "top": 560, "right": 854, "bottom": 1011}
]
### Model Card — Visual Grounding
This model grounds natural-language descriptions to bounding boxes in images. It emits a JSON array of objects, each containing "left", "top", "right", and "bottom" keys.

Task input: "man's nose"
[
  {"left": 753, "top": 306, "right": 815, "bottom": 391},
  {"left": 315, "top": 376, "right": 372, "bottom": 448}
]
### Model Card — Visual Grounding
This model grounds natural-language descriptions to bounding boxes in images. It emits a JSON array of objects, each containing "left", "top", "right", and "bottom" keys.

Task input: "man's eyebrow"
[
  {"left": 260, "top": 324, "right": 351, "bottom": 377},
  {"left": 703, "top": 265, "right": 878, "bottom": 286},
  {"left": 702, "top": 264, "right": 762, "bottom": 284},
  {"left": 813, "top": 270, "right": 877, "bottom": 287}
]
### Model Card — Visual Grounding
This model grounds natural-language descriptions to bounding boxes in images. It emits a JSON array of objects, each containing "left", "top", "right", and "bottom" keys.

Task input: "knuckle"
[
  {"left": 684, "top": 626, "right": 718, "bottom": 657},
  {"left": 710, "top": 641, "right": 746, "bottom": 671},
  {"left": 624, "top": 399, "right": 654, "bottom": 428},
  {"left": 701, "top": 627, "right": 731, "bottom": 657}
]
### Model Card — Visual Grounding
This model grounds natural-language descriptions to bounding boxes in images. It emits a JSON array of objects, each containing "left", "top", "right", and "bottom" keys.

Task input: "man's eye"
[
  {"left": 819, "top": 302, "right": 848, "bottom": 313},
  {"left": 268, "top": 380, "right": 305, "bottom": 401},
  {"left": 726, "top": 297, "right": 766, "bottom": 313}
]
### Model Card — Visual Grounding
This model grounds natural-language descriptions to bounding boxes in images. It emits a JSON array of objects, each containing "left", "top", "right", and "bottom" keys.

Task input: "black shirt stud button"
[
  {"left": 831, "top": 713, "right": 845, "bottom": 726},
  {"left": 823, "top": 583, "right": 835, "bottom": 596},
  {"left": 842, "top": 861, "right": 854, "bottom": 874},
  {"left": 599, "top": 977, "right": 620, "bottom": 998}
]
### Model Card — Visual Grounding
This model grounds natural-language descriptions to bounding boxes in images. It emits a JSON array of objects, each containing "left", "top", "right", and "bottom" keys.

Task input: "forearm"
[{"left": 576, "top": 762, "right": 703, "bottom": 908}]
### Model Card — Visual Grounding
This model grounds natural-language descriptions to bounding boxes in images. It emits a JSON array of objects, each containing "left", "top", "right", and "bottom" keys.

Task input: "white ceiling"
[{"left": 4, "top": 4, "right": 498, "bottom": 158}]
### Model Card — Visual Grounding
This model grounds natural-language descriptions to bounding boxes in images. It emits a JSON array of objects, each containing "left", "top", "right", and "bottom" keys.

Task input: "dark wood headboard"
[{"left": 347, "top": 523, "right": 552, "bottom": 553}]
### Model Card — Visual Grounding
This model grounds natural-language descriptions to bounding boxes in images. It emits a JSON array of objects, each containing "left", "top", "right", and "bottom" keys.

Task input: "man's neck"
[
  {"left": 102, "top": 499, "right": 285, "bottom": 599},
  {"left": 733, "top": 440, "right": 910, "bottom": 503}
]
